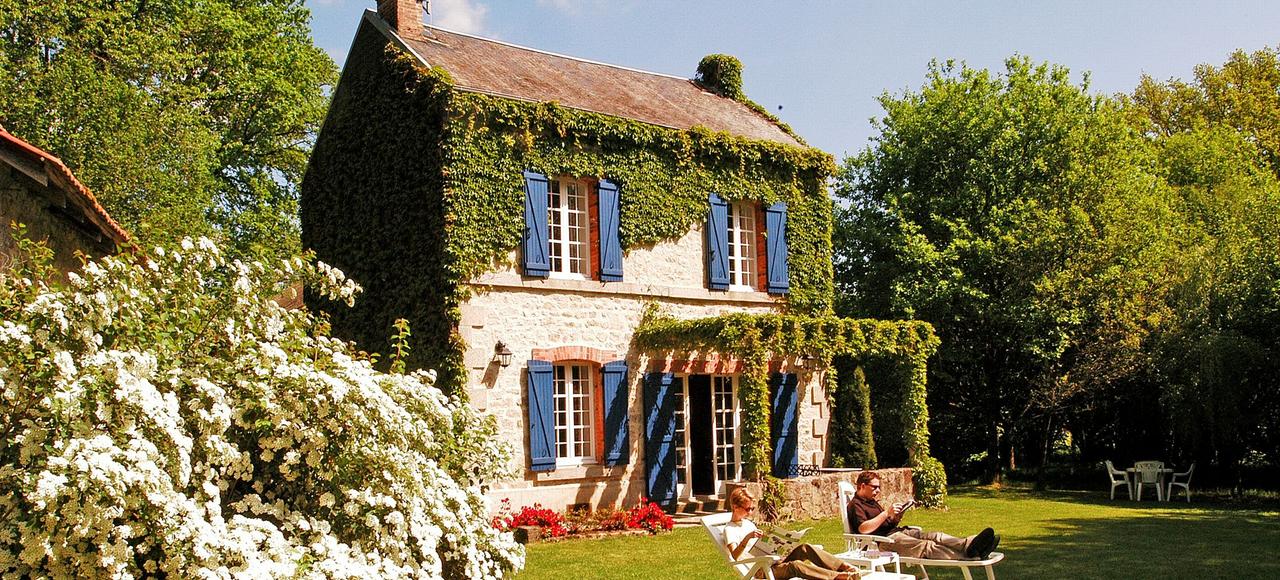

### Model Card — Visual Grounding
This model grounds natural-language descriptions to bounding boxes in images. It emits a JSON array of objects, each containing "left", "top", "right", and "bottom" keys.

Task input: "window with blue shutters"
[
  {"left": 527, "top": 356, "right": 631, "bottom": 472},
  {"left": 522, "top": 172, "right": 624, "bottom": 282},
  {"left": 708, "top": 193, "right": 770, "bottom": 292}
]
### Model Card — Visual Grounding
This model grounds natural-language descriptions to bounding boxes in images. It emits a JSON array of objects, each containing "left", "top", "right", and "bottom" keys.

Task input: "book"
[{"left": 757, "top": 525, "right": 812, "bottom": 557}]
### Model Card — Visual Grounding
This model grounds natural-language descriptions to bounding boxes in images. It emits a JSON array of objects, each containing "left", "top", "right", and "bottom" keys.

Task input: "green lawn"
[{"left": 515, "top": 487, "right": 1280, "bottom": 579}]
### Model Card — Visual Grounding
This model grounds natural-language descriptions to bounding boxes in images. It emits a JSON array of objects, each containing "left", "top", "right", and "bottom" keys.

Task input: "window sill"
[
  {"left": 469, "top": 272, "right": 780, "bottom": 305},
  {"left": 533, "top": 464, "right": 625, "bottom": 482}
]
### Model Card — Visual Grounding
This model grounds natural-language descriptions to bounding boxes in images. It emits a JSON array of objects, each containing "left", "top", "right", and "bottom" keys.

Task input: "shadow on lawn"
[
  {"left": 994, "top": 503, "right": 1280, "bottom": 578},
  {"left": 962, "top": 485, "right": 1280, "bottom": 512}
]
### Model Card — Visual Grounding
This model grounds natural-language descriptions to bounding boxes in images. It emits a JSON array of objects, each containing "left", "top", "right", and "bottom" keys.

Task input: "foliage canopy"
[{"left": 0, "top": 0, "right": 337, "bottom": 261}]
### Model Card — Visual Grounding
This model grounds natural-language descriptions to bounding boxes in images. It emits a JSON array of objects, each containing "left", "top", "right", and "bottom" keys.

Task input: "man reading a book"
[
  {"left": 724, "top": 487, "right": 861, "bottom": 579},
  {"left": 847, "top": 471, "right": 999, "bottom": 560}
]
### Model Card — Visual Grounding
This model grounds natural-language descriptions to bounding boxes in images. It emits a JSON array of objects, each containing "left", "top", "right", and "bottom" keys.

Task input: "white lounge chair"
[
  {"left": 836, "top": 481, "right": 1005, "bottom": 580},
  {"left": 1105, "top": 460, "right": 1133, "bottom": 500},
  {"left": 701, "top": 512, "right": 913, "bottom": 580},
  {"left": 1166, "top": 463, "right": 1195, "bottom": 502}
]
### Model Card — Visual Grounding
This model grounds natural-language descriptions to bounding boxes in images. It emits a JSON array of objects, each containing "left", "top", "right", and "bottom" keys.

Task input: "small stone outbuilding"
[{"left": 1, "top": 125, "right": 129, "bottom": 274}]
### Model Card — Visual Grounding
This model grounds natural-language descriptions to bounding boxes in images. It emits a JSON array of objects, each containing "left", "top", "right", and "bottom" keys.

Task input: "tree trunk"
[{"left": 1035, "top": 414, "right": 1053, "bottom": 490}]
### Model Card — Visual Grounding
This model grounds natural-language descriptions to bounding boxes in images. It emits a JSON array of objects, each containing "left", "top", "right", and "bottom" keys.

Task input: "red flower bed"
[{"left": 492, "top": 497, "right": 674, "bottom": 537}]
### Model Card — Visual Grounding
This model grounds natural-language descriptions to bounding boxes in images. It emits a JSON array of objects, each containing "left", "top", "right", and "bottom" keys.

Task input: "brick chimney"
[{"left": 377, "top": 0, "right": 425, "bottom": 38}]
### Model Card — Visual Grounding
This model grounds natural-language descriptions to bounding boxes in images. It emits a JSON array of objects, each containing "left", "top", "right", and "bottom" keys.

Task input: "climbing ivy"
[
  {"left": 633, "top": 307, "right": 947, "bottom": 506},
  {"left": 305, "top": 20, "right": 835, "bottom": 397}
]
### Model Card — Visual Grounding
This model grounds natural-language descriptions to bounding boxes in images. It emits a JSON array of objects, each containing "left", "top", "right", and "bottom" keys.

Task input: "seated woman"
[{"left": 723, "top": 487, "right": 861, "bottom": 580}]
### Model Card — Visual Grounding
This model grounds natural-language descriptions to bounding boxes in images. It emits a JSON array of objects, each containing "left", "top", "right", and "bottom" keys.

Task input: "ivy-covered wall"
[
  {"left": 304, "top": 19, "right": 836, "bottom": 399},
  {"left": 301, "top": 20, "right": 465, "bottom": 393},
  {"left": 439, "top": 93, "right": 836, "bottom": 314}
]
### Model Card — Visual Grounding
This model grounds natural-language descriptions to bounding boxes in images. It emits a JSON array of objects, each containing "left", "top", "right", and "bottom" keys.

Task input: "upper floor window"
[
  {"left": 548, "top": 178, "right": 589, "bottom": 278},
  {"left": 521, "top": 171, "right": 623, "bottom": 282},
  {"left": 726, "top": 200, "right": 757, "bottom": 291},
  {"left": 706, "top": 193, "right": 789, "bottom": 295}
]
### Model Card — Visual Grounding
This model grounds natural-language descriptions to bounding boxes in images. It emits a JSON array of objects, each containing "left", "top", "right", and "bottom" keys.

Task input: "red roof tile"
[
  {"left": 0, "top": 126, "right": 131, "bottom": 246},
  {"left": 373, "top": 12, "right": 802, "bottom": 147}
]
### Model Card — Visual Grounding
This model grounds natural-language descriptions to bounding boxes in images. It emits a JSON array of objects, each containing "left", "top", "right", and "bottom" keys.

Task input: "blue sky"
[{"left": 307, "top": 0, "right": 1280, "bottom": 159}]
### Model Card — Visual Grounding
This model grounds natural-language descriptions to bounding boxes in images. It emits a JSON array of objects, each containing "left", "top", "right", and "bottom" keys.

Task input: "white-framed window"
[
  {"left": 548, "top": 177, "right": 588, "bottom": 278},
  {"left": 726, "top": 200, "right": 756, "bottom": 290},
  {"left": 553, "top": 363, "right": 595, "bottom": 465}
]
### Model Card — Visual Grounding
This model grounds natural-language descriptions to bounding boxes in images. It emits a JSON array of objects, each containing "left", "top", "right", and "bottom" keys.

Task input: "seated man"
[
  {"left": 724, "top": 487, "right": 861, "bottom": 580},
  {"left": 846, "top": 471, "right": 999, "bottom": 560}
]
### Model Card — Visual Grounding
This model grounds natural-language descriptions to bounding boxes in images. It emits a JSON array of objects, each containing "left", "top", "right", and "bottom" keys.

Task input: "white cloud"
[
  {"left": 430, "top": 0, "right": 490, "bottom": 35},
  {"left": 536, "top": 0, "right": 577, "bottom": 12},
  {"left": 535, "top": 0, "right": 636, "bottom": 18}
]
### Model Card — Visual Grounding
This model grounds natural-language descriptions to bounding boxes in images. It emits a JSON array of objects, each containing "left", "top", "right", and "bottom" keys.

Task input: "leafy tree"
[
  {"left": 829, "top": 359, "right": 877, "bottom": 469},
  {"left": 0, "top": 236, "right": 524, "bottom": 577},
  {"left": 835, "top": 57, "right": 1180, "bottom": 482},
  {"left": 0, "top": 0, "right": 336, "bottom": 261},
  {"left": 1148, "top": 125, "right": 1280, "bottom": 487},
  {"left": 1131, "top": 46, "right": 1280, "bottom": 175}
]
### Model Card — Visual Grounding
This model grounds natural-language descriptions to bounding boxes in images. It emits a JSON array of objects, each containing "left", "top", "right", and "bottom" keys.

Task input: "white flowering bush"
[{"left": 0, "top": 237, "right": 523, "bottom": 578}]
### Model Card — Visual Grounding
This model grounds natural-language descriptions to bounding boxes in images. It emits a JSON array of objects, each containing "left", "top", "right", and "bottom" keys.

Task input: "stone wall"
[
  {"left": 1, "top": 165, "right": 116, "bottom": 276},
  {"left": 463, "top": 225, "right": 830, "bottom": 513},
  {"left": 728, "top": 468, "right": 915, "bottom": 523}
]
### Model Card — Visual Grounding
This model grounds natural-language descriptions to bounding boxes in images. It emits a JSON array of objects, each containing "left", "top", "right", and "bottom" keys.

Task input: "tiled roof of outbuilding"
[
  {"left": 372, "top": 12, "right": 803, "bottom": 147},
  {"left": 0, "top": 126, "right": 130, "bottom": 246}
]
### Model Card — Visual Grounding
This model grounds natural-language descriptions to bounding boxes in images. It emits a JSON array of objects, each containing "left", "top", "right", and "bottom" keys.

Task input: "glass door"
[{"left": 712, "top": 375, "right": 741, "bottom": 492}]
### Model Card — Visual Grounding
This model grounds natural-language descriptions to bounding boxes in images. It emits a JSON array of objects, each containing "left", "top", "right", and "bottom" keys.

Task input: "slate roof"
[
  {"left": 371, "top": 11, "right": 803, "bottom": 147},
  {"left": 0, "top": 125, "right": 130, "bottom": 245}
]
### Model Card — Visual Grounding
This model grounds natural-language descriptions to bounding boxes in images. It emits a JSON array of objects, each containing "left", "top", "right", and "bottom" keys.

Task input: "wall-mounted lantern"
[{"left": 494, "top": 341, "right": 513, "bottom": 368}]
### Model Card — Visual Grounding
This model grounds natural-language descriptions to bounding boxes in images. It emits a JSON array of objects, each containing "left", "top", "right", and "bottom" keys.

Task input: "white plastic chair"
[
  {"left": 1104, "top": 460, "right": 1132, "bottom": 500},
  {"left": 701, "top": 511, "right": 913, "bottom": 580},
  {"left": 1166, "top": 463, "right": 1195, "bottom": 502},
  {"left": 1133, "top": 461, "right": 1165, "bottom": 501},
  {"left": 836, "top": 481, "right": 1003, "bottom": 580},
  {"left": 701, "top": 511, "right": 783, "bottom": 580}
]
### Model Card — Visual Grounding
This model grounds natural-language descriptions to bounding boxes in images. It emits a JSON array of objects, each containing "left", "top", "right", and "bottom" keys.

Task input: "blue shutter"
[
  {"left": 706, "top": 193, "right": 729, "bottom": 290},
  {"left": 766, "top": 202, "right": 790, "bottom": 294},
  {"left": 522, "top": 171, "right": 550, "bottom": 277},
  {"left": 527, "top": 360, "right": 556, "bottom": 472},
  {"left": 770, "top": 372, "right": 799, "bottom": 478},
  {"left": 602, "top": 360, "right": 630, "bottom": 466},
  {"left": 598, "top": 179, "right": 624, "bottom": 282},
  {"left": 644, "top": 372, "right": 679, "bottom": 509}
]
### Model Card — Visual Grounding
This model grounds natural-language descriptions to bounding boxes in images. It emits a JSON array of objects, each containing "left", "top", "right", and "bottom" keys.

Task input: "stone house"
[
  {"left": 1, "top": 125, "right": 129, "bottom": 274},
  {"left": 303, "top": 1, "right": 864, "bottom": 513}
]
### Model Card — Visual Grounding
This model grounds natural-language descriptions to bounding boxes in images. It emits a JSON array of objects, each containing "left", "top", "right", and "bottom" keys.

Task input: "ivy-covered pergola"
[{"left": 633, "top": 306, "right": 947, "bottom": 506}]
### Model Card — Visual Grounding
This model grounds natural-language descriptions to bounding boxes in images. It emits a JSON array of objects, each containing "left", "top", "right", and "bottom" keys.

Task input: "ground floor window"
[{"left": 554, "top": 363, "right": 595, "bottom": 465}]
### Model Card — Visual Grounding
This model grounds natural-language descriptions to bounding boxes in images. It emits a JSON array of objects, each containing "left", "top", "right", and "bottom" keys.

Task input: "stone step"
[{"left": 675, "top": 496, "right": 726, "bottom": 514}]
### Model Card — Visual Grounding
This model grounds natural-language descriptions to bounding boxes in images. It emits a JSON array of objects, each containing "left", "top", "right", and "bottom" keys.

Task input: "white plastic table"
[
  {"left": 837, "top": 549, "right": 902, "bottom": 574},
  {"left": 1126, "top": 467, "right": 1174, "bottom": 500}
]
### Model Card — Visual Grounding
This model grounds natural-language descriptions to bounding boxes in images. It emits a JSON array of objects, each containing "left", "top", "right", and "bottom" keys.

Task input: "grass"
[{"left": 515, "top": 486, "right": 1280, "bottom": 579}]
